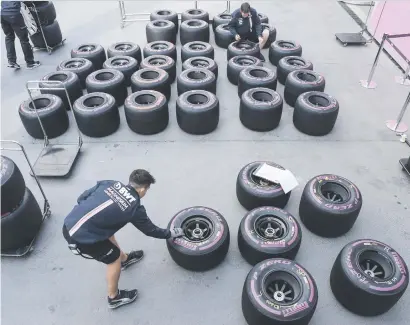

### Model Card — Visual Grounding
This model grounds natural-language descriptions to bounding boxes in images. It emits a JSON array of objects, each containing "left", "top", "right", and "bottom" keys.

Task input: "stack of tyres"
[
  {"left": 1, "top": 156, "right": 43, "bottom": 252},
  {"left": 28, "top": 1, "right": 63, "bottom": 48}
]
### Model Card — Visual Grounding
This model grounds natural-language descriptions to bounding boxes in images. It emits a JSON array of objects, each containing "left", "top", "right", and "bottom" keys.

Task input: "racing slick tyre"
[
  {"left": 240, "top": 88, "right": 283, "bottom": 132},
  {"left": 150, "top": 9, "right": 179, "bottom": 31},
  {"left": 227, "top": 40, "right": 260, "bottom": 61},
  {"left": 214, "top": 24, "right": 234, "bottom": 49},
  {"left": 107, "top": 42, "right": 142, "bottom": 64},
  {"left": 299, "top": 174, "right": 362, "bottom": 237},
  {"left": 330, "top": 239, "right": 409, "bottom": 316},
  {"left": 269, "top": 40, "right": 302, "bottom": 66},
  {"left": 73, "top": 92, "right": 120, "bottom": 137},
  {"left": 71, "top": 43, "right": 106, "bottom": 70},
  {"left": 176, "top": 90, "right": 219, "bottom": 135},
  {"left": 146, "top": 20, "right": 177, "bottom": 44},
  {"left": 238, "top": 66, "right": 277, "bottom": 98},
  {"left": 236, "top": 161, "right": 291, "bottom": 210},
  {"left": 258, "top": 12, "right": 269, "bottom": 24},
  {"left": 0, "top": 156, "right": 26, "bottom": 216},
  {"left": 180, "top": 19, "right": 210, "bottom": 45},
  {"left": 86, "top": 69, "right": 127, "bottom": 105},
  {"left": 57, "top": 58, "right": 94, "bottom": 89},
  {"left": 242, "top": 258, "right": 318, "bottom": 325},
  {"left": 261, "top": 23, "right": 276, "bottom": 49},
  {"left": 181, "top": 41, "right": 214, "bottom": 62},
  {"left": 143, "top": 41, "right": 177, "bottom": 62},
  {"left": 19, "top": 94, "right": 69, "bottom": 139},
  {"left": 227, "top": 55, "right": 263, "bottom": 85},
  {"left": 238, "top": 207, "right": 302, "bottom": 265},
  {"left": 140, "top": 55, "right": 176, "bottom": 83},
  {"left": 39, "top": 71, "right": 82, "bottom": 110},
  {"left": 131, "top": 68, "right": 171, "bottom": 100},
  {"left": 30, "top": 1, "right": 56, "bottom": 26},
  {"left": 293, "top": 91, "right": 339, "bottom": 136},
  {"left": 182, "top": 57, "right": 218, "bottom": 79},
  {"left": 181, "top": 9, "right": 209, "bottom": 23},
  {"left": 103, "top": 55, "right": 139, "bottom": 87},
  {"left": 277, "top": 56, "right": 313, "bottom": 85},
  {"left": 124, "top": 90, "right": 169, "bottom": 135},
  {"left": 1, "top": 187, "right": 43, "bottom": 251},
  {"left": 29, "top": 20, "right": 62, "bottom": 48},
  {"left": 177, "top": 68, "right": 216, "bottom": 96},
  {"left": 284, "top": 70, "right": 326, "bottom": 107},
  {"left": 212, "top": 13, "right": 232, "bottom": 31},
  {"left": 166, "top": 206, "right": 230, "bottom": 271}
]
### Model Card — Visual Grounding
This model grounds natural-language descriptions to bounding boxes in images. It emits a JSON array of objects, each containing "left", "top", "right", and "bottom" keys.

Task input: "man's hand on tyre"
[
  {"left": 170, "top": 228, "right": 184, "bottom": 238},
  {"left": 235, "top": 34, "right": 241, "bottom": 41}
]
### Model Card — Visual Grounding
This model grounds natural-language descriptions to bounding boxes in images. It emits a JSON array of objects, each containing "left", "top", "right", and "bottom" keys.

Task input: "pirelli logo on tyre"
[{"left": 104, "top": 182, "right": 137, "bottom": 211}]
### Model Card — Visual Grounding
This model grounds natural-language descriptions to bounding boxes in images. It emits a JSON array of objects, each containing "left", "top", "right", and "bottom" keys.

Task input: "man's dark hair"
[
  {"left": 241, "top": 2, "right": 250, "bottom": 13},
  {"left": 129, "top": 169, "right": 156, "bottom": 188}
]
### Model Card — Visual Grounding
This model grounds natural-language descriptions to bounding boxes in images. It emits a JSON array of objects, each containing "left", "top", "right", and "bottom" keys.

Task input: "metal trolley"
[{"left": 0, "top": 140, "right": 51, "bottom": 257}]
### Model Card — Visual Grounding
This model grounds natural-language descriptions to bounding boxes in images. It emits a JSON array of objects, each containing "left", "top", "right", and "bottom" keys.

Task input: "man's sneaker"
[
  {"left": 27, "top": 61, "right": 41, "bottom": 69},
  {"left": 108, "top": 289, "right": 138, "bottom": 309},
  {"left": 7, "top": 62, "right": 20, "bottom": 69},
  {"left": 121, "top": 250, "right": 144, "bottom": 270},
  {"left": 258, "top": 52, "right": 266, "bottom": 62}
]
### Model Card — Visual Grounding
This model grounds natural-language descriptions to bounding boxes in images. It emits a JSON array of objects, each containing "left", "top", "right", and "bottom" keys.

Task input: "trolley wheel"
[{"left": 343, "top": 43, "right": 347, "bottom": 47}]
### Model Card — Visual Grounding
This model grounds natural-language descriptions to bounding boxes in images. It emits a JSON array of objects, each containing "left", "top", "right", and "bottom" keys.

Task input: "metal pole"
[
  {"left": 386, "top": 91, "right": 410, "bottom": 133},
  {"left": 360, "top": 0, "right": 374, "bottom": 34},
  {"left": 395, "top": 64, "right": 410, "bottom": 86},
  {"left": 360, "top": 33, "right": 387, "bottom": 89},
  {"left": 370, "top": 0, "right": 386, "bottom": 42}
]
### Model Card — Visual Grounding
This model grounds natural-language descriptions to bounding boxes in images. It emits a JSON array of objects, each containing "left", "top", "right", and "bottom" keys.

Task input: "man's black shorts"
[
  {"left": 62, "top": 226, "right": 120, "bottom": 264},
  {"left": 239, "top": 31, "right": 259, "bottom": 43}
]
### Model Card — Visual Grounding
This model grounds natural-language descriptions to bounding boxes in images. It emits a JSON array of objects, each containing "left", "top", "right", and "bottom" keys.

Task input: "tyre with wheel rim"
[
  {"left": 242, "top": 258, "right": 318, "bottom": 325},
  {"left": 182, "top": 56, "right": 218, "bottom": 79},
  {"left": 124, "top": 90, "right": 168, "bottom": 135},
  {"left": 150, "top": 9, "right": 178, "bottom": 30},
  {"left": 299, "top": 174, "right": 362, "bottom": 237},
  {"left": 140, "top": 55, "right": 176, "bottom": 83},
  {"left": 238, "top": 207, "right": 302, "bottom": 266},
  {"left": 176, "top": 90, "right": 219, "bottom": 135},
  {"left": 227, "top": 55, "right": 263, "bottom": 85},
  {"left": 146, "top": 20, "right": 176, "bottom": 44},
  {"left": 180, "top": 19, "right": 210, "bottom": 45},
  {"left": 214, "top": 24, "right": 235, "bottom": 49},
  {"left": 284, "top": 70, "right": 325, "bottom": 107},
  {"left": 269, "top": 40, "right": 302, "bottom": 66},
  {"left": 213, "top": 13, "right": 232, "bottom": 31},
  {"left": 240, "top": 88, "right": 283, "bottom": 132},
  {"left": 86, "top": 69, "right": 127, "bottom": 105},
  {"left": 293, "top": 91, "right": 339, "bottom": 136},
  {"left": 1, "top": 156, "right": 26, "bottom": 216},
  {"left": 238, "top": 67, "right": 277, "bottom": 98},
  {"left": 143, "top": 41, "right": 177, "bottom": 62},
  {"left": 330, "top": 239, "right": 409, "bottom": 316},
  {"left": 57, "top": 58, "right": 94, "bottom": 89},
  {"left": 19, "top": 94, "right": 69, "bottom": 139},
  {"left": 166, "top": 206, "right": 229, "bottom": 271},
  {"left": 71, "top": 43, "right": 106, "bottom": 70},
  {"left": 107, "top": 42, "right": 142, "bottom": 64},
  {"left": 228, "top": 40, "right": 260, "bottom": 61},
  {"left": 103, "top": 55, "right": 139, "bottom": 87},
  {"left": 181, "top": 41, "right": 214, "bottom": 62},
  {"left": 261, "top": 23, "right": 277, "bottom": 49},
  {"left": 277, "top": 56, "right": 313, "bottom": 85},
  {"left": 236, "top": 161, "right": 291, "bottom": 210},
  {"left": 131, "top": 68, "right": 171, "bottom": 100},
  {"left": 177, "top": 68, "right": 216, "bottom": 96},
  {"left": 73, "top": 92, "right": 120, "bottom": 137},
  {"left": 181, "top": 9, "right": 209, "bottom": 23}
]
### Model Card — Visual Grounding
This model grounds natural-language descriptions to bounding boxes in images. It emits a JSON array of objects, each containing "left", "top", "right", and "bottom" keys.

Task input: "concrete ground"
[{"left": 1, "top": 1, "right": 410, "bottom": 325}]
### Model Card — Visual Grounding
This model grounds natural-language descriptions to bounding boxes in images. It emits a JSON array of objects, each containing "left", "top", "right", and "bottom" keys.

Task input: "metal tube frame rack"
[
  {"left": 25, "top": 80, "right": 83, "bottom": 177},
  {"left": 0, "top": 140, "right": 51, "bottom": 257},
  {"left": 118, "top": 1, "right": 231, "bottom": 28}
]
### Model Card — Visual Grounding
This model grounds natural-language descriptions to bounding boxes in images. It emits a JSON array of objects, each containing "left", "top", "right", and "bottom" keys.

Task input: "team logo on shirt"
[
  {"left": 238, "top": 18, "right": 243, "bottom": 25},
  {"left": 104, "top": 182, "right": 137, "bottom": 211},
  {"left": 114, "top": 182, "right": 122, "bottom": 190}
]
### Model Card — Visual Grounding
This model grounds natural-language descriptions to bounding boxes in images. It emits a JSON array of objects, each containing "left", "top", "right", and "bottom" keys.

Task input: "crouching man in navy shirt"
[
  {"left": 62, "top": 169, "right": 183, "bottom": 309},
  {"left": 227, "top": 2, "right": 269, "bottom": 62}
]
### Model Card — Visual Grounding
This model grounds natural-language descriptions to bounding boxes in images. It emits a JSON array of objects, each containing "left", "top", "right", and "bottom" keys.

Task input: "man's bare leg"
[
  {"left": 107, "top": 256, "right": 122, "bottom": 298},
  {"left": 259, "top": 29, "right": 270, "bottom": 49},
  {"left": 109, "top": 235, "right": 127, "bottom": 262}
]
